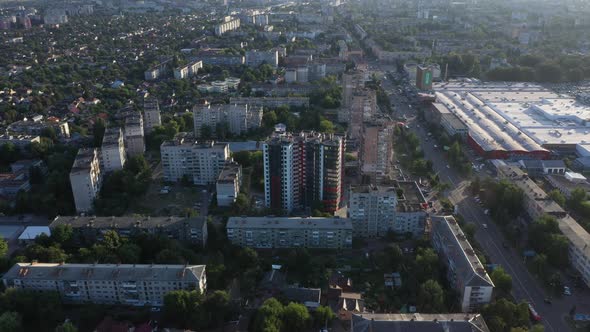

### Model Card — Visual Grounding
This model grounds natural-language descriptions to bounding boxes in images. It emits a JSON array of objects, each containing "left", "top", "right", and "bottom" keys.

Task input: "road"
[{"left": 375, "top": 67, "right": 580, "bottom": 332}]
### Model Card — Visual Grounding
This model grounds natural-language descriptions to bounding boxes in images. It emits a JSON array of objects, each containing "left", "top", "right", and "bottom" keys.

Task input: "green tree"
[
  {"left": 313, "top": 305, "right": 335, "bottom": 328},
  {"left": 253, "top": 298, "right": 284, "bottom": 332},
  {"left": 491, "top": 267, "right": 513, "bottom": 294},
  {"left": 55, "top": 321, "right": 78, "bottom": 332},
  {"left": 0, "top": 312, "right": 22, "bottom": 332},
  {"left": 482, "top": 299, "right": 529, "bottom": 331},
  {"left": 319, "top": 119, "right": 335, "bottom": 133},
  {"left": 204, "top": 290, "right": 231, "bottom": 327},
  {"left": 548, "top": 189, "right": 566, "bottom": 207},
  {"left": 0, "top": 237, "right": 7, "bottom": 257},
  {"left": 51, "top": 224, "right": 73, "bottom": 245},
  {"left": 262, "top": 111, "right": 278, "bottom": 129},
  {"left": 117, "top": 243, "right": 141, "bottom": 263},
  {"left": 232, "top": 193, "right": 250, "bottom": 214},
  {"left": 417, "top": 279, "right": 445, "bottom": 313},
  {"left": 282, "top": 302, "right": 310, "bottom": 332},
  {"left": 414, "top": 248, "right": 440, "bottom": 282}
]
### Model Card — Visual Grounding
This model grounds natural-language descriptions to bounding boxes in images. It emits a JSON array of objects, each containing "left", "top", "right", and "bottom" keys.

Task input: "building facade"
[
  {"left": 161, "top": 134, "right": 230, "bottom": 185},
  {"left": 69, "top": 148, "right": 102, "bottom": 213},
  {"left": 143, "top": 97, "right": 161, "bottom": 134},
  {"left": 263, "top": 132, "right": 344, "bottom": 213},
  {"left": 216, "top": 162, "right": 242, "bottom": 207},
  {"left": 349, "top": 182, "right": 427, "bottom": 238},
  {"left": 101, "top": 127, "right": 126, "bottom": 172},
  {"left": 214, "top": 16, "right": 240, "bottom": 36},
  {"left": 229, "top": 97, "right": 310, "bottom": 109},
  {"left": 193, "top": 104, "right": 263, "bottom": 138},
  {"left": 50, "top": 215, "right": 208, "bottom": 247},
  {"left": 3, "top": 263, "right": 206, "bottom": 307},
  {"left": 431, "top": 216, "right": 494, "bottom": 312},
  {"left": 359, "top": 120, "right": 394, "bottom": 183},
  {"left": 245, "top": 50, "right": 279, "bottom": 68},
  {"left": 559, "top": 215, "right": 590, "bottom": 287},
  {"left": 124, "top": 113, "right": 145, "bottom": 157},
  {"left": 226, "top": 216, "right": 353, "bottom": 249}
]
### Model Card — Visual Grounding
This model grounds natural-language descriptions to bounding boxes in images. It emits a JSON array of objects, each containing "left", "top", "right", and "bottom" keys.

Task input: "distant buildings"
[
  {"left": 101, "top": 127, "right": 126, "bottom": 172},
  {"left": 214, "top": 16, "right": 240, "bottom": 36},
  {"left": 192, "top": 103, "right": 262, "bottom": 137},
  {"left": 196, "top": 49, "right": 245, "bottom": 66},
  {"left": 124, "top": 113, "right": 145, "bottom": 157},
  {"left": 8, "top": 117, "right": 70, "bottom": 139},
  {"left": 416, "top": 65, "right": 434, "bottom": 90},
  {"left": 351, "top": 313, "right": 490, "bottom": 332},
  {"left": 196, "top": 78, "right": 241, "bottom": 94},
  {"left": 50, "top": 215, "right": 208, "bottom": 247},
  {"left": 143, "top": 98, "right": 161, "bottom": 134},
  {"left": 69, "top": 148, "right": 102, "bottom": 213},
  {"left": 348, "top": 182, "right": 428, "bottom": 237},
  {"left": 173, "top": 60, "right": 203, "bottom": 80},
  {"left": 263, "top": 132, "right": 344, "bottom": 213},
  {"left": 3, "top": 263, "right": 206, "bottom": 307},
  {"left": 245, "top": 50, "right": 279, "bottom": 68},
  {"left": 431, "top": 216, "right": 494, "bottom": 312},
  {"left": 161, "top": 133, "right": 230, "bottom": 185},
  {"left": 216, "top": 162, "right": 242, "bottom": 207},
  {"left": 229, "top": 97, "right": 310, "bottom": 109},
  {"left": 226, "top": 216, "right": 353, "bottom": 249}
]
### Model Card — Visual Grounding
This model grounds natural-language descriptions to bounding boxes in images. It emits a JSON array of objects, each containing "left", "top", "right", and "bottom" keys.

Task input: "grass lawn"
[{"left": 128, "top": 180, "right": 203, "bottom": 216}]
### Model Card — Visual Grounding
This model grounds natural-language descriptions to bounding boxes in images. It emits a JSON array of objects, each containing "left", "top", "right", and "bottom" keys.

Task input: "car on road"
[
  {"left": 446, "top": 165, "right": 450, "bottom": 169},
  {"left": 528, "top": 303, "right": 542, "bottom": 321},
  {"left": 564, "top": 286, "right": 572, "bottom": 296},
  {"left": 482, "top": 223, "right": 488, "bottom": 229},
  {"left": 544, "top": 297, "right": 552, "bottom": 304},
  {"left": 484, "top": 209, "right": 490, "bottom": 215}
]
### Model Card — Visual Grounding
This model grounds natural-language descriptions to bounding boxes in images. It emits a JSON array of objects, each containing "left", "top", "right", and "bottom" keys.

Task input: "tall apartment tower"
[
  {"left": 193, "top": 103, "right": 262, "bottom": 138},
  {"left": 263, "top": 132, "right": 344, "bottom": 213},
  {"left": 124, "top": 113, "right": 145, "bottom": 157},
  {"left": 143, "top": 97, "right": 161, "bottom": 134},
  {"left": 360, "top": 120, "right": 394, "bottom": 183},
  {"left": 101, "top": 127, "right": 126, "bottom": 172},
  {"left": 69, "top": 148, "right": 102, "bottom": 213}
]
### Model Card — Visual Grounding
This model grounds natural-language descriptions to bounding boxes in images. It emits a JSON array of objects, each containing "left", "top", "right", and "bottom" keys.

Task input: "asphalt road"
[{"left": 377, "top": 70, "right": 580, "bottom": 332}]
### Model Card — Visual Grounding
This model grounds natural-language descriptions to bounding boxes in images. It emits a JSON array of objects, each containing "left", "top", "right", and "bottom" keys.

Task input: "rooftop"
[
  {"left": 227, "top": 216, "right": 352, "bottom": 230},
  {"left": 351, "top": 313, "right": 489, "bottom": 332},
  {"left": 161, "top": 133, "right": 228, "bottom": 150},
  {"left": 431, "top": 215, "right": 494, "bottom": 288},
  {"left": 217, "top": 162, "right": 241, "bottom": 183},
  {"left": 102, "top": 127, "right": 122, "bottom": 148},
  {"left": 558, "top": 216, "right": 590, "bottom": 261},
  {"left": 70, "top": 148, "right": 98, "bottom": 173},
  {"left": 3, "top": 263, "right": 206, "bottom": 282},
  {"left": 433, "top": 80, "right": 590, "bottom": 151},
  {"left": 395, "top": 181, "right": 428, "bottom": 212},
  {"left": 50, "top": 215, "right": 206, "bottom": 230}
]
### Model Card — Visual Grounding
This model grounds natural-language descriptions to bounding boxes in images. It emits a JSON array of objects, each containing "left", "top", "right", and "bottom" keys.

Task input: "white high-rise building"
[
  {"left": 161, "top": 133, "right": 230, "bottom": 185},
  {"left": 69, "top": 148, "right": 102, "bottom": 213},
  {"left": 143, "top": 97, "right": 161, "bottom": 134},
  {"left": 3, "top": 263, "right": 206, "bottom": 307},
  {"left": 101, "top": 127, "right": 126, "bottom": 172}
]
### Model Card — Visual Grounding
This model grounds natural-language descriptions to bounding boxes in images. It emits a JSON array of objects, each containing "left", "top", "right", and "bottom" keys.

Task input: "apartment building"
[
  {"left": 431, "top": 216, "right": 494, "bottom": 312},
  {"left": 351, "top": 313, "right": 490, "bottom": 332},
  {"left": 263, "top": 132, "right": 344, "bottom": 213},
  {"left": 229, "top": 97, "right": 310, "bottom": 109},
  {"left": 360, "top": 120, "right": 394, "bottom": 183},
  {"left": 497, "top": 165, "right": 566, "bottom": 220},
  {"left": 0, "top": 135, "right": 41, "bottom": 149},
  {"left": 216, "top": 162, "right": 242, "bottom": 207},
  {"left": 8, "top": 118, "right": 70, "bottom": 139},
  {"left": 3, "top": 263, "right": 206, "bottom": 307},
  {"left": 143, "top": 97, "right": 161, "bottom": 134},
  {"left": 50, "top": 215, "right": 208, "bottom": 247},
  {"left": 348, "top": 182, "right": 427, "bottom": 237},
  {"left": 226, "top": 216, "right": 353, "bottom": 249},
  {"left": 101, "top": 127, "right": 126, "bottom": 172},
  {"left": 173, "top": 60, "right": 203, "bottom": 79},
  {"left": 193, "top": 103, "right": 262, "bottom": 138},
  {"left": 559, "top": 215, "right": 590, "bottom": 287},
  {"left": 161, "top": 133, "right": 230, "bottom": 185},
  {"left": 214, "top": 16, "right": 240, "bottom": 36},
  {"left": 245, "top": 50, "right": 279, "bottom": 68},
  {"left": 124, "top": 113, "right": 145, "bottom": 157},
  {"left": 69, "top": 148, "right": 102, "bottom": 213}
]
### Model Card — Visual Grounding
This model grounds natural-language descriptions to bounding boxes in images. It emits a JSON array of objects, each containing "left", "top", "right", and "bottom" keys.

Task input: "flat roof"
[
  {"left": 70, "top": 148, "right": 97, "bottom": 173},
  {"left": 434, "top": 80, "right": 590, "bottom": 151},
  {"left": 227, "top": 216, "right": 352, "bottom": 230},
  {"left": 352, "top": 313, "right": 490, "bottom": 332},
  {"left": 217, "top": 162, "right": 241, "bottom": 183},
  {"left": 4, "top": 263, "right": 205, "bottom": 282},
  {"left": 50, "top": 215, "right": 206, "bottom": 230},
  {"left": 559, "top": 216, "right": 590, "bottom": 260}
]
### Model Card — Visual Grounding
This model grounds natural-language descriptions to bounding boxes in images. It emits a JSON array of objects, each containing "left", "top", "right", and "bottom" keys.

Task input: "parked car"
[
  {"left": 564, "top": 286, "right": 572, "bottom": 296},
  {"left": 528, "top": 303, "right": 542, "bottom": 321}
]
